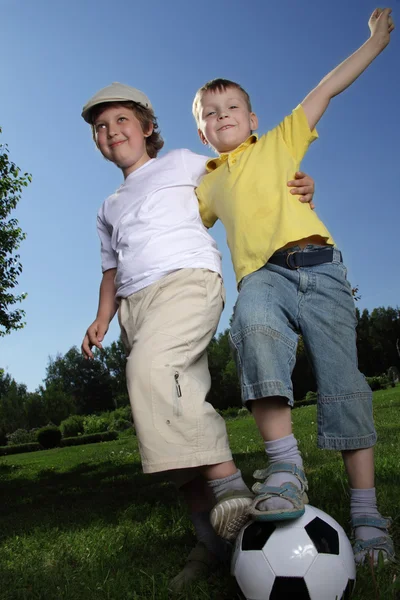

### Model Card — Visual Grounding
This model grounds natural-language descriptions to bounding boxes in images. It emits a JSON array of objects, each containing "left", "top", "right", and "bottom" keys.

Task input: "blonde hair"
[
  {"left": 89, "top": 101, "right": 164, "bottom": 158},
  {"left": 192, "top": 78, "right": 252, "bottom": 124}
]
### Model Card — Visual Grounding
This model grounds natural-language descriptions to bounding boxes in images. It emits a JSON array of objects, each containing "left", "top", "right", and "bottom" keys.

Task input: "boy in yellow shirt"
[{"left": 193, "top": 8, "right": 395, "bottom": 564}]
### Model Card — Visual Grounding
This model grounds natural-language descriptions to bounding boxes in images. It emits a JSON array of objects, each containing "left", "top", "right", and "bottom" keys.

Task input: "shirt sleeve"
[
  {"left": 181, "top": 148, "right": 218, "bottom": 228},
  {"left": 196, "top": 183, "right": 218, "bottom": 229},
  {"left": 181, "top": 149, "right": 209, "bottom": 186},
  {"left": 277, "top": 104, "right": 318, "bottom": 162},
  {"left": 97, "top": 212, "right": 117, "bottom": 272}
]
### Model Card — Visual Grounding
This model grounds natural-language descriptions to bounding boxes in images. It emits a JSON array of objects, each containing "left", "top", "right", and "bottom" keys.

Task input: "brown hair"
[
  {"left": 192, "top": 78, "right": 252, "bottom": 124},
  {"left": 89, "top": 101, "right": 164, "bottom": 158}
]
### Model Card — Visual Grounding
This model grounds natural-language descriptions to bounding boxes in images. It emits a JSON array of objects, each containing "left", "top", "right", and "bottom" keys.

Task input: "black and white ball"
[{"left": 232, "top": 505, "right": 356, "bottom": 600}]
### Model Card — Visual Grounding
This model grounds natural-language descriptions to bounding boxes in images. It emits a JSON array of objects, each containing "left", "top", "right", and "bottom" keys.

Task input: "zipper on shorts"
[{"left": 174, "top": 371, "right": 182, "bottom": 416}]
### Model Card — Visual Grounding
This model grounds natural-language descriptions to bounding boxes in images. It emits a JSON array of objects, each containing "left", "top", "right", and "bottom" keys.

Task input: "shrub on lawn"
[
  {"left": 6, "top": 428, "right": 38, "bottom": 446},
  {"left": 111, "top": 405, "right": 133, "bottom": 422},
  {"left": 109, "top": 417, "right": 132, "bottom": 432},
  {"left": 387, "top": 366, "right": 399, "bottom": 386},
  {"left": 366, "top": 375, "right": 391, "bottom": 391},
  {"left": 60, "top": 431, "right": 118, "bottom": 447},
  {"left": 237, "top": 407, "right": 249, "bottom": 417},
  {"left": 0, "top": 442, "right": 41, "bottom": 456},
  {"left": 218, "top": 406, "right": 241, "bottom": 419},
  {"left": 295, "top": 391, "right": 318, "bottom": 408},
  {"left": 37, "top": 426, "right": 62, "bottom": 449},
  {"left": 60, "top": 415, "right": 85, "bottom": 438},
  {"left": 83, "top": 414, "right": 111, "bottom": 435}
]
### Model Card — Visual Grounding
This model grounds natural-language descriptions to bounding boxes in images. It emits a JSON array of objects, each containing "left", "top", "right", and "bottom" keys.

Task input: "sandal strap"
[
  {"left": 351, "top": 514, "right": 392, "bottom": 530},
  {"left": 253, "top": 462, "right": 308, "bottom": 492},
  {"left": 251, "top": 481, "right": 305, "bottom": 510},
  {"left": 353, "top": 535, "right": 395, "bottom": 562}
]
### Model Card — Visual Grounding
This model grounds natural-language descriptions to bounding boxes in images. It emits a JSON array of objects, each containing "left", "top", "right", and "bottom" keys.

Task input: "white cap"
[{"left": 81, "top": 82, "right": 152, "bottom": 123}]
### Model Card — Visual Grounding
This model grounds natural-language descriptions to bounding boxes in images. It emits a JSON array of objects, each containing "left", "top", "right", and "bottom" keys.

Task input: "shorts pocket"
[{"left": 150, "top": 363, "right": 200, "bottom": 446}]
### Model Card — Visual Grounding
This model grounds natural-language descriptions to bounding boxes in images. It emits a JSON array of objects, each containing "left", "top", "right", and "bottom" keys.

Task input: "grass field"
[{"left": 0, "top": 386, "right": 399, "bottom": 600}]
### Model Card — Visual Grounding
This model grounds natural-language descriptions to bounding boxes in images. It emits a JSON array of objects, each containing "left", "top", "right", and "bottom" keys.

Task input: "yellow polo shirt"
[{"left": 196, "top": 104, "right": 334, "bottom": 285}]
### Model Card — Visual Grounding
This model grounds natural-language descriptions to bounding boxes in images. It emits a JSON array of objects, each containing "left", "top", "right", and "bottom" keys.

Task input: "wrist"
[
  {"left": 368, "top": 32, "right": 389, "bottom": 53},
  {"left": 96, "top": 312, "right": 111, "bottom": 325}
]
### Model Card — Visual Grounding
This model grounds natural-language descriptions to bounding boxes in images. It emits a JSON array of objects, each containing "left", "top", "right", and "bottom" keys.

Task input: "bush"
[
  {"left": 305, "top": 391, "right": 318, "bottom": 404},
  {"left": 237, "top": 407, "right": 249, "bottom": 418},
  {"left": 61, "top": 431, "right": 118, "bottom": 447},
  {"left": 6, "top": 428, "right": 38, "bottom": 446},
  {"left": 295, "top": 391, "right": 318, "bottom": 408},
  {"left": 218, "top": 406, "right": 240, "bottom": 419},
  {"left": 387, "top": 366, "right": 399, "bottom": 386},
  {"left": 0, "top": 442, "right": 41, "bottom": 456},
  {"left": 83, "top": 414, "right": 112, "bottom": 435},
  {"left": 37, "top": 426, "right": 62, "bottom": 449},
  {"left": 60, "top": 415, "right": 85, "bottom": 438},
  {"left": 109, "top": 417, "right": 132, "bottom": 432},
  {"left": 111, "top": 405, "right": 133, "bottom": 422},
  {"left": 366, "top": 375, "right": 391, "bottom": 391}
]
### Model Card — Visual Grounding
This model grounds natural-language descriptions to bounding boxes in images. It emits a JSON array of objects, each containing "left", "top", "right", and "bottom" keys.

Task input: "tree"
[
  {"left": 99, "top": 338, "right": 129, "bottom": 405},
  {"left": 0, "top": 370, "right": 29, "bottom": 433},
  {"left": 207, "top": 329, "right": 241, "bottom": 410},
  {"left": 0, "top": 127, "right": 31, "bottom": 336},
  {"left": 45, "top": 346, "right": 115, "bottom": 414}
]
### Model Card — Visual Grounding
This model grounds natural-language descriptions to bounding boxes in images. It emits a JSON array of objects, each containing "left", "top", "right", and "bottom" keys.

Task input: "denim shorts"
[{"left": 229, "top": 245, "right": 376, "bottom": 451}]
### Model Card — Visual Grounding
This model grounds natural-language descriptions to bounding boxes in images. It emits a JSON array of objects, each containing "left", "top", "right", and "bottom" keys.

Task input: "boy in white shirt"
[{"left": 80, "top": 82, "right": 315, "bottom": 590}]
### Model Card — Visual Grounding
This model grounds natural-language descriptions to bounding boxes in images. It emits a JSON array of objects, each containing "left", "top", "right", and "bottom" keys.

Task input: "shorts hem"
[
  {"left": 141, "top": 448, "right": 233, "bottom": 474},
  {"left": 242, "top": 380, "right": 294, "bottom": 406},
  {"left": 317, "top": 432, "right": 377, "bottom": 450}
]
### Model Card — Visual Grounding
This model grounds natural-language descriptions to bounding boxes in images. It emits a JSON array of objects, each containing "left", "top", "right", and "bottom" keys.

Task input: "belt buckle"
[{"left": 286, "top": 251, "right": 299, "bottom": 269}]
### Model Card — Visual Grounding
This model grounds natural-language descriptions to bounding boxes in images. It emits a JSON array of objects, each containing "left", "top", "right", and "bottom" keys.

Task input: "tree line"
[{"left": 1, "top": 306, "right": 399, "bottom": 442}]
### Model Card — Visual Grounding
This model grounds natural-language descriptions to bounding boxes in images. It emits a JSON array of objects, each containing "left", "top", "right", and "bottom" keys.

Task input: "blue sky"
[{"left": 1, "top": 0, "right": 399, "bottom": 391}]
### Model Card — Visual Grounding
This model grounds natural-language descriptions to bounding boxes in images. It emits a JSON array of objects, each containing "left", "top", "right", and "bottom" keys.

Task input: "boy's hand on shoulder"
[
  {"left": 369, "top": 8, "right": 395, "bottom": 49},
  {"left": 287, "top": 171, "right": 316, "bottom": 210},
  {"left": 81, "top": 318, "right": 109, "bottom": 359}
]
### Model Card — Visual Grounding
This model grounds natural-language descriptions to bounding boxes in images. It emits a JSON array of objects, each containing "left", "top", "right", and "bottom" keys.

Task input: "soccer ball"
[{"left": 232, "top": 505, "right": 356, "bottom": 600}]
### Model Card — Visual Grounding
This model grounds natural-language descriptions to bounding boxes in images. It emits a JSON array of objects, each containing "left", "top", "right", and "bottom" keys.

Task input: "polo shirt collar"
[{"left": 206, "top": 134, "right": 258, "bottom": 172}]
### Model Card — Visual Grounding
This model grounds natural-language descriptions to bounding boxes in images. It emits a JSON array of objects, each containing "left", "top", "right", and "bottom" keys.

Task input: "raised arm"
[{"left": 302, "top": 8, "right": 394, "bottom": 131}]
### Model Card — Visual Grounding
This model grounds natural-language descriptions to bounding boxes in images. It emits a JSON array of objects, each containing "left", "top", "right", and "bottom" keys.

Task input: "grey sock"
[
  {"left": 350, "top": 487, "right": 390, "bottom": 560},
  {"left": 191, "top": 511, "right": 230, "bottom": 562},
  {"left": 257, "top": 434, "right": 304, "bottom": 512},
  {"left": 207, "top": 469, "right": 250, "bottom": 501}
]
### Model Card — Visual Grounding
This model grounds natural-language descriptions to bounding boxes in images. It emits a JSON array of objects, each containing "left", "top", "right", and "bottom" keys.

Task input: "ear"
[
  {"left": 198, "top": 128, "right": 208, "bottom": 145},
  {"left": 144, "top": 123, "right": 154, "bottom": 138},
  {"left": 250, "top": 112, "right": 258, "bottom": 131}
]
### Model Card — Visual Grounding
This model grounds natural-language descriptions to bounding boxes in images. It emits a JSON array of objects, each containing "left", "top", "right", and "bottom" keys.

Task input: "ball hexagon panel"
[
  {"left": 304, "top": 553, "right": 354, "bottom": 599},
  {"left": 263, "top": 525, "right": 318, "bottom": 577},
  {"left": 233, "top": 549, "right": 275, "bottom": 600},
  {"left": 338, "top": 531, "right": 357, "bottom": 581}
]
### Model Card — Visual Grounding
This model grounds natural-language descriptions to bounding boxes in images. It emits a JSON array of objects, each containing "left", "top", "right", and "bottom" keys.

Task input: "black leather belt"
[{"left": 268, "top": 247, "right": 341, "bottom": 270}]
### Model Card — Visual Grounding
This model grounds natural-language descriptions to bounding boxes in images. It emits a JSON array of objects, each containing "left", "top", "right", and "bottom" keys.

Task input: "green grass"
[{"left": 0, "top": 387, "right": 399, "bottom": 600}]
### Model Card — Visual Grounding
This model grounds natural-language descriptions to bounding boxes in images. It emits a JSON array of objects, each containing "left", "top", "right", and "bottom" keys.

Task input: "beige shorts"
[{"left": 118, "top": 268, "right": 233, "bottom": 474}]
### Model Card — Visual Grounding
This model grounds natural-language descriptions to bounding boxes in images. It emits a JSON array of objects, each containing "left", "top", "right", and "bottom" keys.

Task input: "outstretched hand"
[
  {"left": 287, "top": 171, "right": 316, "bottom": 210},
  {"left": 369, "top": 8, "right": 395, "bottom": 48}
]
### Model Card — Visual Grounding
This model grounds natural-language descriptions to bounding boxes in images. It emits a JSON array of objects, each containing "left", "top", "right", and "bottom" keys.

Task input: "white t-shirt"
[{"left": 97, "top": 149, "right": 222, "bottom": 298}]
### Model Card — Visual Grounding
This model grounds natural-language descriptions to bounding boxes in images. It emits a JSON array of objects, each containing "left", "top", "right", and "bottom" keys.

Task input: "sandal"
[
  {"left": 249, "top": 462, "right": 309, "bottom": 522},
  {"left": 351, "top": 514, "right": 395, "bottom": 565}
]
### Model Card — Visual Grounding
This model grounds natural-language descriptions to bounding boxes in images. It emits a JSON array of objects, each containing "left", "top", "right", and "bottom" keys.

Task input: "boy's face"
[
  {"left": 197, "top": 87, "right": 258, "bottom": 153},
  {"left": 94, "top": 105, "right": 153, "bottom": 178}
]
